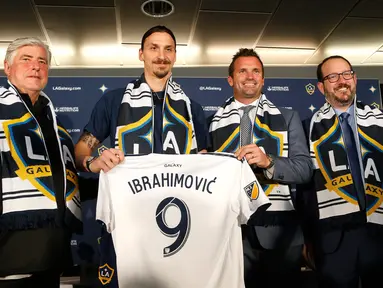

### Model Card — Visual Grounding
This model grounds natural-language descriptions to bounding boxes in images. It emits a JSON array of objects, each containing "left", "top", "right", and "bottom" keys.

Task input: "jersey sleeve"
[
  {"left": 238, "top": 160, "right": 271, "bottom": 224},
  {"left": 96, "top": 171, "right": 115, "bottom": 233}
]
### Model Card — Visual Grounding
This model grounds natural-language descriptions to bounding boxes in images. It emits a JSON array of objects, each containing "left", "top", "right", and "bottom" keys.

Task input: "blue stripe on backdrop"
[{"left": 0, "top": 76, "right": 381, "bottom": 267}]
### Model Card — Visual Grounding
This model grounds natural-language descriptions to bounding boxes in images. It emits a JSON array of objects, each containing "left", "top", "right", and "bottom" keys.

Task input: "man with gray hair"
[{"left": 0, "top": 37, "right": 81, "bottom": 287}]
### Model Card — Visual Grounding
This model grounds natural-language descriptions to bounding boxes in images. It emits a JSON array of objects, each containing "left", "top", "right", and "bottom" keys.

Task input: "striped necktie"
[{"left": 240, "top": 106, "right": 254, "bottom": 146}]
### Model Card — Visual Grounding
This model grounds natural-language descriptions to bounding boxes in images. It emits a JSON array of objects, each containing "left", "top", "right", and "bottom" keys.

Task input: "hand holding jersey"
[
  {"left": 96, "top": 153, "right": 270, "bottom": 288},
  {"left": 235, "top": 143, "right": 271, "bottom": 168},
  {"left": 86, "top": 148, "right": 124, "bottom": 173}
]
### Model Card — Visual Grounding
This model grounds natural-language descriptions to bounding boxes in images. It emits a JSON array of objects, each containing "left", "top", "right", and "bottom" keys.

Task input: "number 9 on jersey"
[{"left": 156, "top": 197, "right": 191, "bottom": 257}]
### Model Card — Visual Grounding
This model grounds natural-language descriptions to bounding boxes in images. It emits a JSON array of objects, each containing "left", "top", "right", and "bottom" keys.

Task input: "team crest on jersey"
[
  {"left": 3, "top": 113, "right": 78, "bottom": 201},
  {"left": 244, "top": 181, "right": 260, "bottom": 200},
  {"left": 98, "top": 263, "right": 115, "bottom": 285}
]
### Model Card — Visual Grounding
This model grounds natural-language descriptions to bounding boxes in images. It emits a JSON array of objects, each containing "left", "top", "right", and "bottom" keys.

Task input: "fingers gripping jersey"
[{"left": 96, "top": 153, "right": 270, "bottom": 288}]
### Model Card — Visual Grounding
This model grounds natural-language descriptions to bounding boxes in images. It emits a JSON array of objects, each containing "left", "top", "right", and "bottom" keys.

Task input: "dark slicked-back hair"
[
  {"left": 228, "top": 48, "right": 264, "bottom": 78},
  {"left": 141, "top": 25, "right": 176, "bottom": 50},
  {"left": 317, "top": 55, "right": 353, "bottom": 82}
]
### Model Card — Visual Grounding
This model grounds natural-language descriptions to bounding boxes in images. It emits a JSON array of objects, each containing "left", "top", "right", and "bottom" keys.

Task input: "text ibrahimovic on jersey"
[{"left": 96, "top": 152, "right": 271, "bottom": 288}]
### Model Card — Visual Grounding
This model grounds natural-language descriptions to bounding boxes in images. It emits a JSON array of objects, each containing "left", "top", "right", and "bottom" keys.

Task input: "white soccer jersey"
[{"left": 96, "top": 153, "right": 270, "bottom": 288}]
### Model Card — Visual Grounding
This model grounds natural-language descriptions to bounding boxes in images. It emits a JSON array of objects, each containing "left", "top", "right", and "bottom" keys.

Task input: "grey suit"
[
  {"left": 243, "top": 107, "right": 313, "bottom": 288},
  {"left": 255, "top": 108, "right": 312, "bottom": 249}
]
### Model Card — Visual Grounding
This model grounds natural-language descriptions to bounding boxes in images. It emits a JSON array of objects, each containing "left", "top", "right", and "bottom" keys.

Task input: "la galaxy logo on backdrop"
[
  {"left": 3, "top": 113, "right": 78, "bottom": 201},
  {"left": 305, "top": 83, "right": 315, "bottom": 95}
]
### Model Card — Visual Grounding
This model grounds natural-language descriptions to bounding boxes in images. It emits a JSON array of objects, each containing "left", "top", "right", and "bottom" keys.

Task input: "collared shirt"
[
  {"left": 333, "top": 104, "right": 358, "bottom": 139},
  {"left": 235, "top": 98, "right": 259, "bottom": 125},
  {"left": 234, "top": 97, "right": 274, "bottom": 178}
]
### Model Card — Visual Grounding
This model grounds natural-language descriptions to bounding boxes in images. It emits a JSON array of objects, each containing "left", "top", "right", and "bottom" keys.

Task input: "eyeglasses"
[{"left": 322, "top": 70, "right": 355, "bottom": 83}]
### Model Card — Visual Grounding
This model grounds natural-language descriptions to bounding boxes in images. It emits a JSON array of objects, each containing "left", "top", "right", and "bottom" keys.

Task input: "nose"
[
  {"left": 246, "top": 71, "right": 254, "bottom": 79},
  {"left": 30, "top": 60, "right": 41, "bottom": 71},
  {"left": 157, "top": 48, "right": 165, "bottom": 59}
]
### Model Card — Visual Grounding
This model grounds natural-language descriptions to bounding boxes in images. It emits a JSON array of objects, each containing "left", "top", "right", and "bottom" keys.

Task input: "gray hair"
[{"left": 5, "top": 37, "right": 52, "bottom": 66}]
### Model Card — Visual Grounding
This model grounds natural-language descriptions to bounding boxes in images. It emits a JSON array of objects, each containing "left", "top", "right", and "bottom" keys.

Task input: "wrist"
[
  {"left": 265, "top": 154, "right": 275, "bottom": 169},
  {"left": 85, "top": 156, "right": 97, "bottom": 172}
]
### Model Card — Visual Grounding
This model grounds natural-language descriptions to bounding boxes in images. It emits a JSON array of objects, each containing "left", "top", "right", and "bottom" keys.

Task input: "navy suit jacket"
[{"left": 297, "top": 117, "right": 347, "bottom": 254}]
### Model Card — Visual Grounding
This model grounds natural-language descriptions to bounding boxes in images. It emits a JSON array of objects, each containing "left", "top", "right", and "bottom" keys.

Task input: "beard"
[
  {"left": 325, "top": 83, "right": 356, "bottom": 107},
  {"left": 153, "top": 58, "right": 172, "bottom": 79},
  {"left": 153, "top": 69, "right": 170, "bottom": 79}
]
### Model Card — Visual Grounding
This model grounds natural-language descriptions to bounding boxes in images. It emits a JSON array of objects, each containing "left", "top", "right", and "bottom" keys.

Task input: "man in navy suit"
[
  {"left": 298, "top": 55, "right": 383, "bottom": 288},
  {"left": 208, "top": 48, "right": 312, "bottom": 288}
]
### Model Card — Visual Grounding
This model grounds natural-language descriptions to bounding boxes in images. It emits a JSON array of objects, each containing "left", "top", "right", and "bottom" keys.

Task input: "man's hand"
[
  {"left": 87, "top": 148, "right": 125, "bottom": 173},
  {"left": 234, "top": 144, "right": 270, "bottom": 168}
]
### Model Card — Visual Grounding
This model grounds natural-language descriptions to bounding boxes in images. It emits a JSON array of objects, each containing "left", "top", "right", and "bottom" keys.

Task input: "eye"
[{"left": 328, "top": 74, "right": 337, "bottom": 80}]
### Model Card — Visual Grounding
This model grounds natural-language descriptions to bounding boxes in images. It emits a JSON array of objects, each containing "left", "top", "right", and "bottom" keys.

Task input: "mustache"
[
  {"left": 335, "top": 83, "right": 351, "bottom": 90},
  {"left": 153, "top": 58, "right": 171, "bottom": 64}
]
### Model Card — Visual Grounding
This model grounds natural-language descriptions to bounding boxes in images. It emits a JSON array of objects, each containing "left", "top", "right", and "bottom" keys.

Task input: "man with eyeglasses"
[{"left": 297, "top": 55, "right": 383, "bottom": 288}]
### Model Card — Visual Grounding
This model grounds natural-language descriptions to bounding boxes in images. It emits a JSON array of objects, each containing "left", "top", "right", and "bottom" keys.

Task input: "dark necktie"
[
  {"left": 339, "top": 112, "right": 366, "bottom": 210},
  {"left": 240, "top": 106, "right": 253, "bottom": 146}
]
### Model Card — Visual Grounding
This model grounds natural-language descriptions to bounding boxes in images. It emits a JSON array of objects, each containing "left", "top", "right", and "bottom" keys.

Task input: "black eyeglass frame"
[{"left": 322, "top": 70, "right": 355, "bottom": 83}]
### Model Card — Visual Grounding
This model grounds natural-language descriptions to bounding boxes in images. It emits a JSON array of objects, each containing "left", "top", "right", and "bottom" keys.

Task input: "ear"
[
  {"left": 260, "top": 77, "right": 265, "bottom": 88},
  {"left": 139, "top": 48, "right": 144, "bottom": 62},
  {"left": 227, "top": 76, "right": 234, "bottom": 87},
  {"left": 4, "top": 60, "right": 10, "bottom": 77},
  {"left": 317, "top": 81, "right": 324, "bottom": 95}
]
